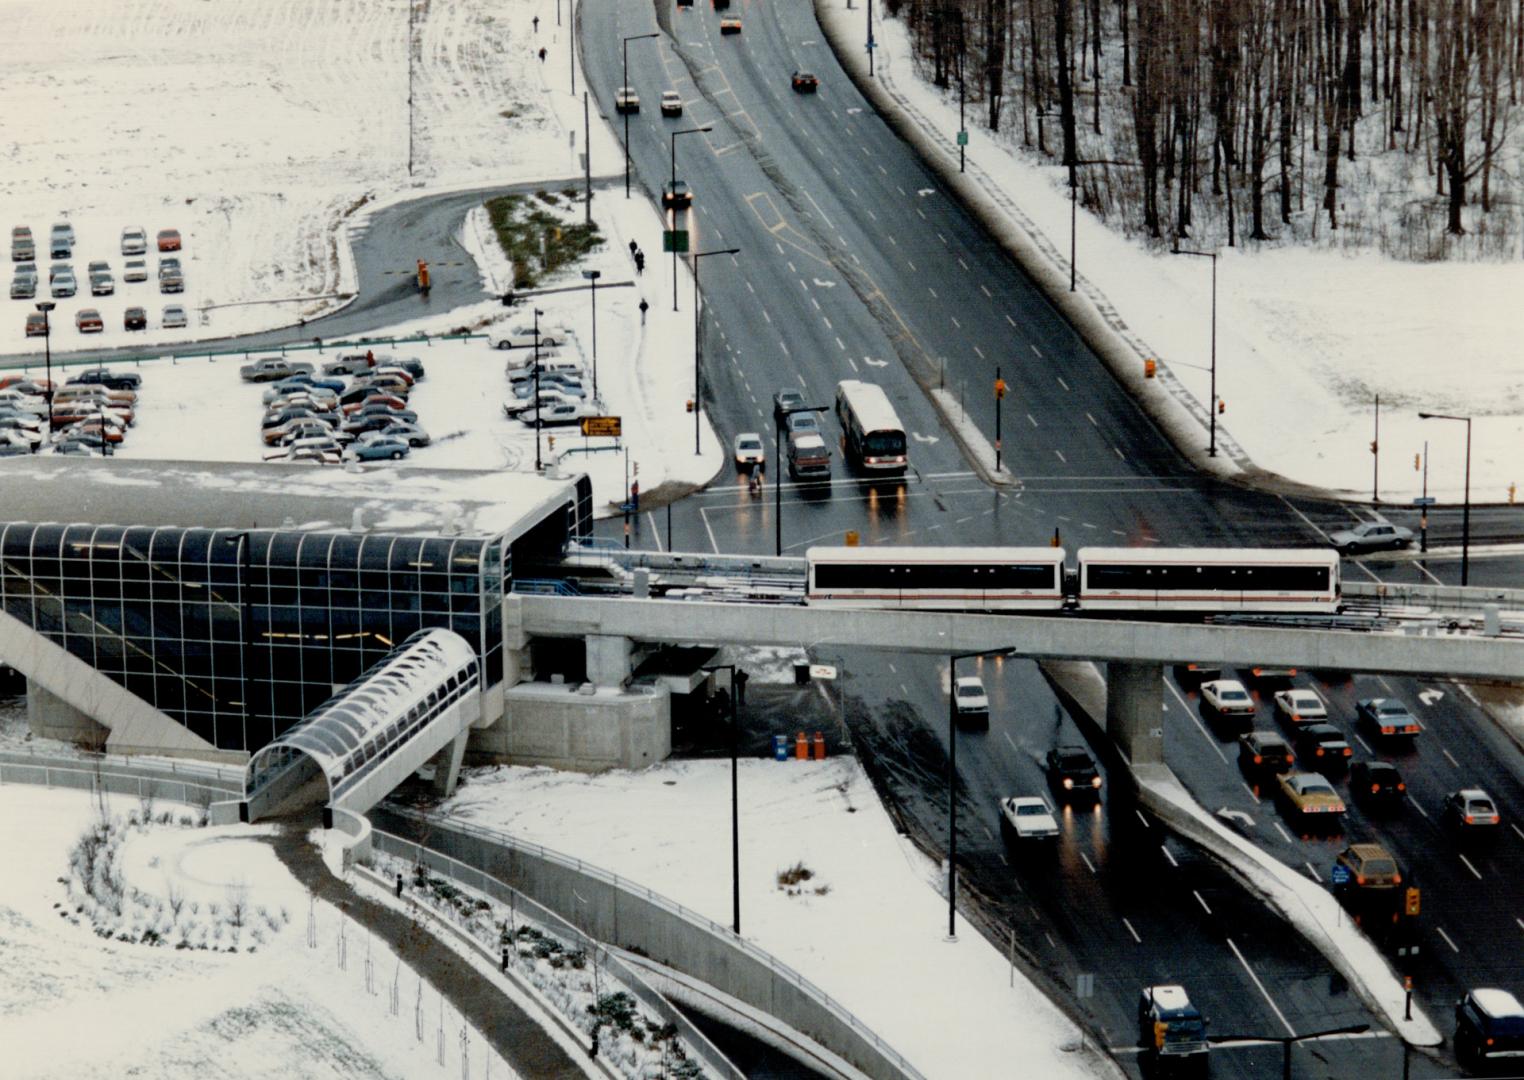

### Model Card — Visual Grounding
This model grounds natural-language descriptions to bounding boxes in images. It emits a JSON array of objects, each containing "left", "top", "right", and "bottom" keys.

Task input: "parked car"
[
  {"left": 281, "top": 435, "right": 345, "bottom": 463},
  {"left": 516, "top": 400, "right": 589, "bottom": 427},
  {"left": 157, "top": 228, "right": 182, "bottom": 252},
  {"left": 998, "top": 796, "right": 1059, "bottom": 844},
  {"left": 121, "top": 226, "right": 148, "bottom": 256},
  {"left": 1350, "top": 760, "right": 1406, "bottom": 811},
  {"left": 11, "top": 226, "right": 35, "bottom": 262},
  {"left": 9, "top": 266, "right": 37, "bottom": 299},
  {"left": 1237, "top": 731, "right": 1295, "bottom": 778},
  {"left": 122, "top": 258, "right": 148, "bottom": 283},
  {"left": 1356, "top": 697, "right": 1422, "bottom": 740},
  {"left": 52, "top": 438, "right": 96, "bottom": 456},
  {"left": 1329, "top": 520, "right": 1413, "bottom": 554},
  {"left": 791, "top": 70, "right": 820, "bottom": 92},
  {"left": 661, "top": 180, "right": 693, "bottom": 210},
  {"left": 378, "top": 420, "right": 431, "bottom": 447},
  {"left": 54, "top": 383, "right": 137, "bottom": 405},
  {"left": 58, "top": 417, "right": 124, "bottom": 444},
  {"left": 733, "top": 432, "right": 765, "bottom": 470},
  {"left": 49, "top": 264, "right": 77, "bottom": 298},
  {"left": 1273, "top": 687, "right": 1328, "bottom": 725},
  {"left": 161, "top": 303, "right": 188, "bottom": 328},
  {"left": 0, "top": 389, "right": 46, "bottom": 414},
  {"left": 1455, "top": 988, "right": 1524, "bottom": 1072},
  {"left": 1292, "top": 723, "right": 1353, "bottom": 775},
  {"left": 74, "top": 309, "right": 104, "bottom": 334},
  {"left": 241, "top": 357, "right": 316, "bottom": 382},
  {"left": 488, "top": 325, "right": 570, "bottom": 350},
  {"left": 122, "top": 307, "right": 148, "bottom": 331},
  {"left": 614, "top": 86, "right": 640, "bottom": 113},
  {"left": 342, "top": 412, "right": 409, "bottom": 438},
  {"left": 346, "top": 374, "right": 411, "bottom": 398},
  {"left": 511, "top": 373, "right": 585, "bottom": 399},
  {"left": 1276, "top": 771, "right": 1346, "bottom": 828},
  {"left": 505, "top": 387, "right": 581, "bottom": 417},
  {"left": 953, "top": 675, "right": 990, "bottom": 728},
  {"left": 89, "top": 268, "right": 115, "bottom": 296},
  {"left": 660, "top": 90, "right": 683, "bottom": 117},
  {"left": 24, "top": 313, "right": 48, "bottom": 337},
  {"left": 273, "top": 419, "right": 344, "bottom": 447},
  {"left": 49, "top": 223, "right": 74, "bottom": 259},
  {"left": 68, "top": 368, "right": 142, "bottom": 390},
  {"left": 346, "top": 431, "right": 411, "bottom": 461},
  {"left": 159, "top": 270, "right": 184, "bottom": 294},
  {"left": 341, "top": 391, "right": 409, "bottom": 416},
  {"left": 507, "top": 357, "right": 583, "bottom": 384},
  {"left": 1046, "top": 745, "right": 1102, "bottom": 801}
]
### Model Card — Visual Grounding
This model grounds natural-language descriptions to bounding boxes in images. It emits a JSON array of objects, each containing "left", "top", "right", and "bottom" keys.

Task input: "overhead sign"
[
  {"left": 808, "top": 664, "right": 838, "bottom": 681},
  {"left": 580, "top": 416, "right": 622, "bottom": 437},
  {"left": 1412, "top": 496, "right": 1436, "bottom": 506}
]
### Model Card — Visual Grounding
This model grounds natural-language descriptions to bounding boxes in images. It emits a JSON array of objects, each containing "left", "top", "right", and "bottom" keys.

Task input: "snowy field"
[
  {"left": 438, "top": 757, "right": 1122, "bottom": 1080},
  {"left": 822, "top": 2, "right": 1524, "bottom": 503},
  {"left": 1, "top": 0, "right": 597, "bottom": 347},
  {"left": 0, "top": 785, "right": 530, "bottom": 1080}
]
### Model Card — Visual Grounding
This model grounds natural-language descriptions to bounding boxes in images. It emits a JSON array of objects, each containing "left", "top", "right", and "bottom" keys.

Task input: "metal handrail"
[
  {"left": 380, "top": 806, "right": 927, "bottom": 1079},
  {"left": 0, "top": 747, "right": 243, "bottom": 790},
  {"left": 0, "top": 759, "right": 233, "bottom": 807}
]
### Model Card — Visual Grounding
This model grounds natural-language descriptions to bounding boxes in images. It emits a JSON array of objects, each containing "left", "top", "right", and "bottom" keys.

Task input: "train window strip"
[
  {"left": 814, "top": 562, "right": 1061, "bottom": 591},
  {"left": 1084, "top": 563, "right": 1331, "bottom": 592}
]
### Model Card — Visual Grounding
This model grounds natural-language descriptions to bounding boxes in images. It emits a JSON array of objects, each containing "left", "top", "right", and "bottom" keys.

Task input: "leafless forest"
[{"left": 885, "top": 0, "right": 1523, "bottom": 258}]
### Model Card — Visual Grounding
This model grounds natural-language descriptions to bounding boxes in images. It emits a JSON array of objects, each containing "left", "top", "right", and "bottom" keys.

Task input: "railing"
[
  {"left": 14, "top": 331, "right": 486, "bottom": 374},
  {"left": 370, "top": 828, "right": 745, "bottom": 1080},
  {"left": 1344, "top": 580, "right": 1524, "bottom": 615},
  {"left": 0, "top": 757, "right": 233, "bottom": 808},
  {"left": 510, "top": 578, "right": 583, "bottom": 597},
  {"left": 378, "top": 805, "right": 926, "bottom": 1080},
  {"left": 0, "top": 747, "right": 243, "bottom": 792}
]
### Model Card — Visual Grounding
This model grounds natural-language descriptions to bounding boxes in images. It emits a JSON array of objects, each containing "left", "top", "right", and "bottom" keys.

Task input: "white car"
[
  {"left": 614, "top": 86, "right": 640, "bottom": 113},
  {"left": 1273, "top": 687, "right": 1328, "bottom": 725},
  {"left": 121, "top": 226, "right": 148, "bottom": 256},
  {"left": 1328, "top": 520, "right": 1413, "bottom": 554},
  {"left": 489, "top": 324, "right": 571, "bottom": 351},
  {"left": 660, "top": 90, "right": 683, "bottom": 117},
  {"left": 1201, "top": 679, "right": 1255, "bottom": 717},
  {"left": 161, "top": 304, "right": 188, "bottom": 329},
  {"left": 953, "top": 675, "right": 989, "bottom": 724},
  {"left": 734, "top": 433, "right": 765, "bottom": 469},
  {"left": 999, "top": 796, "right": 1059, "bottom": 842}
]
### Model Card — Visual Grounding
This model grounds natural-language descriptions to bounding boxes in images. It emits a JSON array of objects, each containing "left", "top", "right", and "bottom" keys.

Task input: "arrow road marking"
[
  {"left": 911, "top": 432, "right": 940, "bottom": 444},
  {"left": 863, "top": 356, "right": 888, "bottom": 367},
  {"left": 1418, "top": 688, "right": 1445, "bottom": 706},
  {"left": 812, "top": 278, "right": 837, "bottom": 288}
]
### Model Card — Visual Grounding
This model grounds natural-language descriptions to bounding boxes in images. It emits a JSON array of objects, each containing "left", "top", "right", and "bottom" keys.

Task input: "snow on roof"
[{"left": 1472, "top": 989, "right": 1524, "bottom": 1018}]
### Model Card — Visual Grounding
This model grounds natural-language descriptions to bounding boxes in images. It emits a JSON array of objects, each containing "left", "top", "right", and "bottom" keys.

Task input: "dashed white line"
[
  {"left": 916, "top": 208, "right": 926, "bottom": 220},
  {"left": 1005, "top": 314, "right": 1016, "bottom": 327},
  {"left": 1086, "top": 412, "right": 1098, "bottom": 426},
  {"left": 1057, "top": 377, "right": 1070, "bottom": 391},
  {"left": 1135, "top": 810, "right": 1151, "bottom": 830},
  {"left": 1161, "top": 845, "right": 1178, "bottom": 868},
  {"left": 1305, "top": 861, "right": 1322, "bottom": 882},
  {"left": 1442, "top": 747, "right": 1460, "bottom": 768},
  {"left": 1193, "top": 890, "right": 1213, "bottom": 916},
  {"left": 745, "top": 279, "right": 755, "bottom": 294},
  {"left": 779, "top": 340, "right": 789, "bottom": 355},
  {"left": 928, "top": 287, "right": 938, "bottom": 299},
  {"left": 1122, "top": 918, "right": 1141, "bottom": 944},
  {"left": 973, "top": 345, "right": 985, "bottom": 359},
  {"left": 1031, "top": 344, "right": 1043, "bottom": 358},
  {"left": 951, "top": 316, "right": 961, "bottom": 329},
  {"left": 1003, "top": 731, "right": 1018, "bottom": 752},
  {"left": 980, "top": 284, "right": 992, "bottom": 297},
  {"left": 1079, "top": 852, "right": 1097, "bottom": 875},
  {"left": 762, "top": 308, "right": 772, "bottom": 324},
  {"left": 1459, "top": 853, "right": 1483, "bottom": 880},
  {"left": 937, "top": 232, "right": 948, "bottom": 245},
  {"left": 1409, "top": 797, "right": 1429, "bottom": 820},
  {"left": 1273, "top": 821, "right": 1295, "bottom": 844},
  {"left": 835, "top": 337, "right": 847, "bottom": 351},
  {"left": 1436, "top": 926, "right": 1460, "bottom": 953},
  {"left": 1114, "top": 448, "right": 1126, "bottom": 461},
  {"left": 1512, "top": 823, "right": 1524, "bottom": 842},
  {"left": 957, "top": 257, "right": 968, "bottom": 270},
  {"left": 1026, "top": 414, "right": 1038, "bottom": 427},
  {"left": 1227, "top": 937, "right": 1296, "bottom": 1037},
  {"left": 1054, "top": 450, "right": 1067, "bottom": 463}
]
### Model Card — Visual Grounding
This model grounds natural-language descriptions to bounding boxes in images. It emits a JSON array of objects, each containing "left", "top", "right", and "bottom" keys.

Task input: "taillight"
[
  {"left": 1063, "top": 778, "right": 1074, "bottom": 789},
  {"left": 1356, "top": 874, "right": 1366, "bottom": 885},
  {"left": 1254, "top": 754, "right": 1263, "bottom": 764},
  {"left": 1381, "top": 726, "right": 1395, "bottom": 734},
  {"left": 1393, "top": 872, "right": 1402, "bottom": 884},
  {"left": 1370, "top": 784, "right": 1380, "bottom": 794},
  {"left": 1342, "top": 747, "right": 1352, "bottom": 756},
  {"left": 1397, "top": 782, "right": 1406, "bottom": 791},
  {"left": 1466, "top": 814, "right": 1475, "bottom": 825},
  {"left": 1316, "top": 748, "right": 1325, "bottom": 756}
]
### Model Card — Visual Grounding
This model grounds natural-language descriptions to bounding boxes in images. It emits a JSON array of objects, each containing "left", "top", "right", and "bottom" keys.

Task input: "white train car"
[
  {"left": 1075, "top": 547, "right": 1341, "bottom": 614},
  {"left": 805, "top": 546, "right": 1068, "bottom": 611}
]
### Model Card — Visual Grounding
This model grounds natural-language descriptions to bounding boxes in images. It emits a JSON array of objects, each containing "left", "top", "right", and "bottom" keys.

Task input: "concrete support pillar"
[
  {"left": 585, "top": 634, "right": 633, "bottom": 688},
  {"left": 430, "top": 728, "right": 472, "bottom": 797},
  {"left": 27, "top": 680, "right": 109, "bottom": 749},
  {"left": 1105, "top": 662, "right": 1164, "bottom": 765}
]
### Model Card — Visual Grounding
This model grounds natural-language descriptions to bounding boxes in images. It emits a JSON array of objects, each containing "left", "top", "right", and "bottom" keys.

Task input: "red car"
[
  {"left": 791, "top": 71, "right": 820, "bottom": 93},
  {"left": 157, "top": 228, "right": 182, "bottom": 252},
  {"left": 341, "top": 392, "right": 408, "bottom": 416},
  {"left": 25, "top": 313, "right": 48, "bottom": 337},
  {"left": 75, "top": 309, "right": 104, "bottom": 334}
]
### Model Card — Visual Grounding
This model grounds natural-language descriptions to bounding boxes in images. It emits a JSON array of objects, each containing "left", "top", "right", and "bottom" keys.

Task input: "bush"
[{"left": 776, "top": 861, "right": 814, "bottom": 887}]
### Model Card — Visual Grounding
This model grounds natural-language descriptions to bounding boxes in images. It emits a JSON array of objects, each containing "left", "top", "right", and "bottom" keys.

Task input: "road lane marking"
[
  {"left": 1164, "top": 678, "right": 1229, "bottom": 762},
  {"left": 1517, "top": 917, "right": 1524, "bottom": 934},
  {"left": 906, "top": 259, "right": 915, "bottom": 271},
  {"left": 1161, "top": 845, "right": 1178, "bottom": 867},
  {"left": 762, "top": 308, "right": 772, "bottom": 324},
  {"left": 957, "top": 257, "right": 968, "bottom": 270},
  {"left": 1087, "top": 412, "right": 1098, "bottom": 426},
  {"left": 1273, "top": 821, "right": 1295, "bottom": 844},
  {"left": 1442, "top": 747, "right": 1460, "bottom": 768},
  {"left": 973, "top": 345, "right": 985, "bottom": 359},
  {"left": 916, "top": 208, "right": 926, "bottom": 220},
  {"left": 1353, "top": 733, "right": 1373, "bottom": 754},
  {"left": 1459, "top": 853, "right": 1483, "bottom": 880},
  {"left": 836, "top": 337, "right": 846, "bottom": 351},
  {"left": 980, "top": 284, "right": 992, "bottom": 297},
  {"left": 1005, "top": 314, "right": 1016, "bottom": 326},
  {"left": 951, "top": 316, "right": 961, "bottom": 329},
  {"left": 938, "top": 232, "right": 948, "bottom": 244},
  {"left": 1122, "top": 918, "right": 1141, "bottom": 943},
  {"left": 1513, "top": 823, "right": 1524, "bottom": 841},
  {"left": 1027, "top": 414, "right": 1039, "bottom": 426},
  {"left": 1437, "top": 926, "right": 1460, "bottom": 952},
  {"left": 1031, "top": 344, "right": 1043, "bottom": 357},
  {"left": 1227, "top": 937, "right": 1296, "bottom": 1037},
  {"left": 1193, "top": 890, "right": 1213, "bottom": 915},
  {"left": 1409, "top": 796, "right": 1429, "bottom": 819},
  {"left": 1305, "top": 861, "right": 1322, "bottom": 881},
  {"left": 1055, "top": 450, "right": 1067, "bottom": 463},
  {"left": 1057, "top": 377, "right": 1070, "bottom": 391},
  {"left": 1079, "top": 852, "right": 1096, "bottom": 875},
  {"left": 745, "top": 279, "right": 755, "bottom": 293},
  {"left": 1004, "top": 731, "right": 1018, "bottom": 752}
]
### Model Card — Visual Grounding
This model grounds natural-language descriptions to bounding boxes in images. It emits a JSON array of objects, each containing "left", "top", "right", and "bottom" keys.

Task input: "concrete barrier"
[{"left": 371, "top": 806, "right": 926, "bottom": 1080}]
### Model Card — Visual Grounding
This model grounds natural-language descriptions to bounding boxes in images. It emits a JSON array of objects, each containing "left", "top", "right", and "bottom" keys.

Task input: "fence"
[
  {"left": 370, "top": 828, "right": 745, "bottom": 1080},
  {"left": 372, "top": 805, "right": 925, "bottom": 1080},
  {"left": 0, "top": 757, "right": 234, "bottom": 809},
  {"left": 0, "top": 747, "right": 244, "bottom": 791}
]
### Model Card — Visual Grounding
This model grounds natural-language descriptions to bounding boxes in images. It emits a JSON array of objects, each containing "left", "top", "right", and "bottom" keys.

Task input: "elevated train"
[{"left": 804, "top": 545, "right": 1342, "bottom": 615}]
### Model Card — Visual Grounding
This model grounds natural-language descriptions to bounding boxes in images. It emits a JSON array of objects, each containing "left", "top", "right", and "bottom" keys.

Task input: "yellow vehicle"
[{"left": 1277, "top": 771, "right": 1346, "bottom": 827}]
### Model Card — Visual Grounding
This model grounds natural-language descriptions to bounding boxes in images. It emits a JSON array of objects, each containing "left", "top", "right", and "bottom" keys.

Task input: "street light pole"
[
  {"left": 621, "top": 33, "right": 659, "bottom": 199},
  {"left": 1170, "top": 247, "right": 1218, "bottom": 457},
  {"left": 775, "top": 404, "right": 829, "bottom": 556},
  {"left": 702, "top": 664, "right": 744, "bottom": 935},
  {"left": 671, "top": 125, "right": 712, "bottom": 312},
  {"left": 1419, "top": 412, "right": 1472, "bottom": 585},
  {"left": 35, "top": 301, "right": 56, "bottom": 414},
  {"left": 581, "top": 270, "right": 601, "bottom": 401},
  {"left": 532, "top": 307, "right": 545, "bottom": 471},
  {"left": 692, "top": 247, "right": 741, "bottom": 456}
]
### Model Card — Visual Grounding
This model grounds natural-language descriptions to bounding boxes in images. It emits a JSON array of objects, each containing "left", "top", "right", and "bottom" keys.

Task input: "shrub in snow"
[{"left": 776, "top": 861, "right": 813, "bottom": 888}]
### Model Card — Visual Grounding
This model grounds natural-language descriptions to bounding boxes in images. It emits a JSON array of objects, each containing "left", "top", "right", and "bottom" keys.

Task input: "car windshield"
[
  {"left": 738, "top": 438, "right": 761, "bottom": 450},
  {"left": 1016, "top": 804, "right": 1046, "bottom": 817},
  {"left": 1360, "top": 858, "right": 1397, "bottom": 876},
  {"left": 1469, "top": 798, "right": 1497, "bottom": 815},
  {"left": 1220, "top": 689, "right": 1249, "bottom": 702},
  {"left": 957, "top": 684, "right": 983, "bottom": 697},
  {"left": 1298, "top": 776, "right": 1335, "bottom": 795},
  {"left": 1059, "top": 753, "right": 1092, "bottom": 770},
  {"left": 1378, "top": 702, "right": 1409, "bottom": 715},
  {"left": 1292, "top": 692, "right": 1320, "bottom": 707}
]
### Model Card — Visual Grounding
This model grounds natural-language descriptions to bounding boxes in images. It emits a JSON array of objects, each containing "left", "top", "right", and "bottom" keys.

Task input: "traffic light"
[
  {"left": 994, "top": 377, "right": 1007, "bottom": 400},
  {"left": 1406, "top": 887, "right": 1421, "bottom": 917}
]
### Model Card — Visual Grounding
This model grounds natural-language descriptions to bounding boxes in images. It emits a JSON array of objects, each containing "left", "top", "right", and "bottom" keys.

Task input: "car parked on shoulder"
[
  {"left": 1350, "top": 760, "right": 1406, "bottom": 811},
  {"left": 123, "top": 258, "right": 148, "bottom": 283},
  {"left": 157, "top": 228, "right": 182, "bottom": 252},
  {"left": 661, "top": 180, "right": 693, "bottom": 210},
  {"left": 999, "top": 796, "right": 1059, "bottom": 844},
  {"left": 346, "top": 431, "right": 411, "bottom": 461},
  {"left": 791, "top": 70, "right": 820, "bottom": 92},
  {"left": 121, "top": 226, "right": 148, "bottom": 256},
  {"left": 1046, "top": 745, "right": 1102, "bottom": 802},
  {"left": 1273, "top": 687, "right": 1328, "bottom": 725},
  {"left": 68, "top": 368, "right": 142, "bottom": 390},
  {"left": 123, "top": 307, "right": 148, "bottom": 331},
  {"left": 9, "top": 266, "right": 37, "bottom": 299},
  {"left": 1237, "top": 731, "right": 1295, "bottom": 779},
  {"left": 1276, "top": 771, "right": 1346, "bottom": 828},
  {"left": 1356, "top": 697, "right": 1422, "bottom": 740},
  {"left": 1455, "top": 988, "right": 1524, "bottom": 1072},
  {"left": 660, "top": 90, "right": 683, "bottom": 117},
  {"left": 1329, "top": 520, "right": 1413, "bottom": 554},
  {"left": 161, "top": 303, "right": 188, "bottom": 328},
  {"left": 11, "top": 226, "right": 35, "bottom": 262},
  {"left": 74, "top": 309, "right": 104, "bottom": 334},
  {"left": 953, "top": 675, "right": 989, "bottom": 728},
  {"left": 1292, "top": 723, "right": 1353, "bottom": 775},
  {"left": 733, "top": 432, "right": 765, "bottom": 470}
]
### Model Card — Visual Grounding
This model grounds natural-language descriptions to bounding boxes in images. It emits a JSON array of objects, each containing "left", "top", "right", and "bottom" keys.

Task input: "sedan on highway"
[
  {"left": 614, "top": 86, "right": 639, "bottom": 113},
  {"left": 1292, "top": 723, "right": 1353, "bottom": 775},
  {"left": 1276, "top": 771, "right": 1346, "bottom": 829},
  {"left": 719, "top": 17, "right": 742, "bottom": 33},
  {"left": 998, "top": 796, "right": 1059, "bottom": 844},
  {"left": 1046, "top": 745, "right": 1102, "bottom": 802},
  {"left": 791, "top": 71, "right": 820, "bottom": 92},
  {"left": 733, "top": 433, "right": 765, "bottom": 470},
  {"left": 660, "top": 90, "right": 683, "bottom": 117},
  {"left": 1273, "top": 687, "right": 1328, "bottom": 725},
  {"left": 1442, "top": 788, "right": 1501, "bottom": 838},
  {"left": 953, "top": 676, "right": 989, "bottom": 728},
  {"left": 1201, "top": 678, "right": 1255, "bottom": 729},
  {"left": 773, "top": 389, "right": 806, "bottom": 423},
  {"left": 1237, "top": 731, "right": 1294, "bottom": 779},
  {"left": 1350, "top": 760, "right": 1406, "bottom": 812},
  {"left": 662, "top": 180, "right": 693, "bottom": 210},
  {"left": 1329, "top": 520, "right": 1413, "bottom": 553},
  {"left": 1356, "top": 697, "right": 1422, "bottom": 740}
]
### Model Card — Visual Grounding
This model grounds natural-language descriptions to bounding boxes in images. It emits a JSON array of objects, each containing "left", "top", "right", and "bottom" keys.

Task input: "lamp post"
[
  {"left": 701, "top": 664, "right": 745, "bottom": 935},
  {"left": 35, "top": 301, "right": 56, "bottom": 412},
  {"left": 1169, "top": 246, "right": 1218, "bottom": 457},
  {"left": 1418, "top": 412, "right": 1472, "bottom": 585},
  {"left": 670, "top": 125, "right": 712, "bottom": 312},
  {"left": 1212, "top": 1023, "right": 1369, "bottom": 1080},
  {"left": 532, "top": 307, "right": 546, "bottom": 471},
  {"left": 622, "top": 33, "right": 659, "bottom": 198},
  {"left": 691, "top": 247, "right": 740, "bottom": 455},
  {"left": 946, "top": 648, "right": 1013, "bottom": 939},
  {"left": 775, "top": 404, "right": 829, "bottom": 556},
  {"left": 581, "top": 270, "right": 601, "bottom": 400}
]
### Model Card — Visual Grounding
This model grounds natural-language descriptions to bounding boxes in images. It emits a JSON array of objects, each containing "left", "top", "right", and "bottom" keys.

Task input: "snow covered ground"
[
  {"left": 437, "top": 757, "right": 1123, "bottom": 1080},
  {"left": 0, "top": 784, "right": 532, "bottom": 1079},
  {"left": 818, "top": 0, "right": 1524, "bottom": 504}
]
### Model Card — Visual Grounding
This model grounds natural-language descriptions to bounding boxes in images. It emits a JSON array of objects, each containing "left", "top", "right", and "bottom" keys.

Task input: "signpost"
[
  {"left": 1330, "top": 863, "right": 1352, "bottom": 887},
  {"left": 663, "top": 229, "right": 690, "bottom": 254},
  {"left": 580, "top": 416, "right": 622, "bottom": 438}
]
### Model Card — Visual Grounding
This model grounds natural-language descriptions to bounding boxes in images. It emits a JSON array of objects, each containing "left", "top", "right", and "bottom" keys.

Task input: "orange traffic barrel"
[
  {"left": 813, "top": 732, "right": 826, "bottom": 760},
  {"left": 795, "top": 732, "right": 809, "bottom": 760},
  {"left": 1144, "top": 358, "right": 1156, "bottom": 378}
]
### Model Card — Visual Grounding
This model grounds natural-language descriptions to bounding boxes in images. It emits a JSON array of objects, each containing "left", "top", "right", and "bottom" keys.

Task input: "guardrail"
[
  {"left": 373, "top": 805, "right": 926, "bottom": 1080},
  {"left": 0, "top": 757, "right": 233, "bottom": 808},
  {"left": 370, "top": 828, "right": 745, "bottom": 1080},
  {"left": 0, "top": 747, "right": 243, "bottom": 791},
  {"left": 1344, "top": 580, "right": 1524, "bottom": 614},
  {"left": 11, "top": 331, "right": 487, "bottom": 374}
]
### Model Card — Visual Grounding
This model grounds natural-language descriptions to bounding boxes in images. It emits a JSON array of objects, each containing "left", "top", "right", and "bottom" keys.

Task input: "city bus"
[{"left": 834, "top": 379, "right": 907, "bottom": 473}]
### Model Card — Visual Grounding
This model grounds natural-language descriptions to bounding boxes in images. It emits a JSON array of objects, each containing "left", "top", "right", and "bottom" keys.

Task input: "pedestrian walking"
[
  {"left": 628, "top": 239, "right": 638, "bottom": 258},
  {"left": 634, "top": 249, "right": 645, "bottom": 274},
  {"left": 538, "top": 46, "right": 547, "bottom": 62},
  {"left": 532, "top": 14, "right": 539, "bottom": 32},
  {"left": 638, "top": 298, "right": 649, "bottom": 325},
  {"left": 394, "top": 873, "right": 403, "bottom": 898}
]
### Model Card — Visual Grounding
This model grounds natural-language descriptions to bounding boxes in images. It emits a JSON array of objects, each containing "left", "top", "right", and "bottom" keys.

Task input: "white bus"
[{"left": 834, "top": 379, "right": 907, "bottom": 473}]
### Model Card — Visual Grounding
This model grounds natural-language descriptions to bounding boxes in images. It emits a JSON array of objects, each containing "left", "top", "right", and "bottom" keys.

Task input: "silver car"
[
  {"left": 123, "top": 259, "right": 148, "bottom": 283},
  {"left": 9, "top": 267, "right": 37, "bottom": 299},
  {"left": 121, "top": 226, "right": 148, "bottom": 256},
  {"left": 1328, "top": 520, "right": 1413, "bottom": 554},
  {"left": 161, "top": 304, "right": 188, "bottom": 328},
  {"left": 49, "top": 265, "right": 77, "bottom": 298}
]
